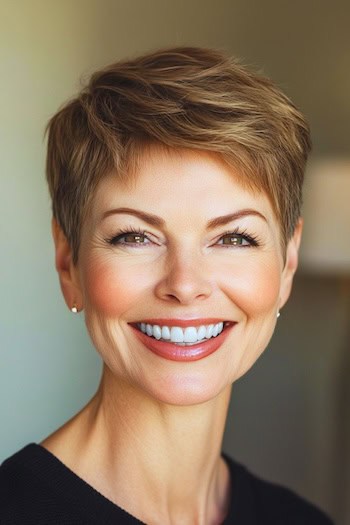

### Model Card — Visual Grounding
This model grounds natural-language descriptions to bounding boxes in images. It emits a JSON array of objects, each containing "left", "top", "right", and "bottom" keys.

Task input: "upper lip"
[{"left": 130, "top": 318, "right": 232, "bottom": 328}]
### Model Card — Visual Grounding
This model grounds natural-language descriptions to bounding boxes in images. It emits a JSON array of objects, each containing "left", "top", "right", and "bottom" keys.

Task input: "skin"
[{"left": 42, "top": 147, "right": 302, "bottom": 525}]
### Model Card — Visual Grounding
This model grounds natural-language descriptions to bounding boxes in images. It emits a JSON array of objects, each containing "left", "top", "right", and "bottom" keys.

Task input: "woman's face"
[{"left": 66, "top": 148, "right": 300, "bottom": 405}]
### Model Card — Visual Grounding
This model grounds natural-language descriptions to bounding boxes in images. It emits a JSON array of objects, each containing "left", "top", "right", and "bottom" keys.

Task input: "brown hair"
[{"left": 46, "top": 46, "right": 311, "bottom": 263}]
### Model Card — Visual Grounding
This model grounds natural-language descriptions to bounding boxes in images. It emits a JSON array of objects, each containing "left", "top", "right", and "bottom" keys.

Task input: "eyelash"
[
  {"left": 220, "top": 228, "right": 260, "bottom": 247},
  {"left": 106, "top": 226, "right": 261, "bottom": 248}
]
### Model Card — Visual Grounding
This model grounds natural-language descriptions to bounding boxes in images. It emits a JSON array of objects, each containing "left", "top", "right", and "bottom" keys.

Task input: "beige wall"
[{"left": 1, "top": 1, "right": 349, "bottom": 523}]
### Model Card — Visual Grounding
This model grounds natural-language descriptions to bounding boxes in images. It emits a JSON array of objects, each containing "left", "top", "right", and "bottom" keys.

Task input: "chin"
[{"left": 137, "top": 368, "right": 232, "bottom": 407}]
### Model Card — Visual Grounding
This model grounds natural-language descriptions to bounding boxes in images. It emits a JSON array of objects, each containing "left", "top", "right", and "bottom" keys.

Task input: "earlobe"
[
  {"left": 51, "top": 218, "right": 82, "bottom": 311},
  {"left": 279, "top": 218, "right": 303, "bottom": 309}
]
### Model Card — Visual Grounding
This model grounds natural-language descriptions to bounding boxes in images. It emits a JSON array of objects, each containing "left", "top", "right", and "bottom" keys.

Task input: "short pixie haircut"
[{"left": 46, "top": 47, "right": 311, "bottom": 264}]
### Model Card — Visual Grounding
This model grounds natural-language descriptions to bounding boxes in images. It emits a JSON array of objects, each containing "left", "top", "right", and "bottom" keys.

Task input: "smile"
[
  {"left": 136, "top": 321, "right": 226, "bottom": 345},
  {"left": 130, "top": 320, "right": 235, "bottom": 361}
]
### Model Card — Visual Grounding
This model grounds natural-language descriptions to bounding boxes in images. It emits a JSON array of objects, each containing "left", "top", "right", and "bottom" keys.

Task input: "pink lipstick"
[{"left": 129, "top": 321, "right": 235, "bottom": 362}]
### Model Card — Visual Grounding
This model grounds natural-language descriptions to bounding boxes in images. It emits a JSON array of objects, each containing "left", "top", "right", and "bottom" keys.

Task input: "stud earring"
[
  {"left": 277, "top": 311, "right": 281, "bottom": 318},
  {"left": 71, "top": 304, "right": 78, "bottom": 314}
]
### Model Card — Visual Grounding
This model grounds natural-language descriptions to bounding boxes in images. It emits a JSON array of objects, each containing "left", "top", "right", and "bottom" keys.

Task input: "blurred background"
[{"left": 0, "top": 1, "right": 349, "bottom": 523}]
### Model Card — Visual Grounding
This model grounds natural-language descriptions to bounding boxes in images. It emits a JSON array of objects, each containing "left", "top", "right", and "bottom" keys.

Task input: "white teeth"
[
  {"left": 137, "top": 321, "right": 226, "bottom": 344},
  {"left": 197, "top": 325, "right": 207, "bottom": 340},
  {"left": 206, "top": 324, "right": 214, "bottom": 339},
  {"left": 161, "top": 326, "right": 171, "bottom": 340},
  {"left": 183, "top": 327, "right": 198, "bottom": 343},
  {"left": 170, "top": 327, "right": 184, "bottom": 343},
  {"left": 212, "top": 324, "right": 219, "bottom": 337},
  {"left": 152, "top": 325, "right": 162, "bottom": 340}
]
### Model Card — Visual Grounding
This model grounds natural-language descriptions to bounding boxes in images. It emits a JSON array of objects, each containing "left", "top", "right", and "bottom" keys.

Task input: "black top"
[{"left": 0, "top": 444, "right": 333, "bottom": 524}]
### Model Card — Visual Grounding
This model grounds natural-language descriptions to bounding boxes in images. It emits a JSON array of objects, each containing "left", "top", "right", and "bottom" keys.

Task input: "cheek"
[
  {"left": 221, "top": 256, "right": 281, "bottom": 315},
  {"left": 82, "top": 255, "right": 148, "bottom": 318}
]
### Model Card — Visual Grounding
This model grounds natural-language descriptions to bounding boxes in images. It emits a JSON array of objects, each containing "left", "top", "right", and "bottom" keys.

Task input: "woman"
[{"left": 0, "top": 47, "right": 333, "bottom": 524}]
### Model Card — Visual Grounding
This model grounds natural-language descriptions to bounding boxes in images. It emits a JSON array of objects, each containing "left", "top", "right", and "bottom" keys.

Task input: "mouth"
[{"left": 129, "top": 320, "right": 235, "bottom": 362}]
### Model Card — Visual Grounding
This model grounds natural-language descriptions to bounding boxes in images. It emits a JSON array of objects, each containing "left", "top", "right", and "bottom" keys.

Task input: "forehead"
[{"left": 92, "top": 147, "right": 275, "bottom": 222}]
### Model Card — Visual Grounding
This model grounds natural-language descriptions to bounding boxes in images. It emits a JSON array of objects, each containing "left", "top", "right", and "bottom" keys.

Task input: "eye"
[
  {"left": 217, "top": 229, "right": 260, "bottom": 247},
  {"left": 106, "top": 227, "right": 152, "bottom": 247}
]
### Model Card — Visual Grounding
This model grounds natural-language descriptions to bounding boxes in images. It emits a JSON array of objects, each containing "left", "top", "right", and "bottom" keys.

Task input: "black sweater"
[{"left": 0, "top": 444, "right": 334, "bottom": 524}]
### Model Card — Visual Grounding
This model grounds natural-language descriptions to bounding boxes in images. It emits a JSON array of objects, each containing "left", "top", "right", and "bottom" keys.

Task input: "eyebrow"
[{"left": 101, "top": 207, "right": 267, "bottom": 229}]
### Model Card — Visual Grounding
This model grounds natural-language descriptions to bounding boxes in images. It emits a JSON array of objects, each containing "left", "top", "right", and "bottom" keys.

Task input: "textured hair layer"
[{"left": 46, "top": 47, "right": 311, "bottom": 263}]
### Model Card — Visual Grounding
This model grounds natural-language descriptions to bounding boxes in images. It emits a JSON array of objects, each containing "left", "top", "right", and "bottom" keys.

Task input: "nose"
[{"left": 154, "top": 248, "right": 213, "bottom": 305}]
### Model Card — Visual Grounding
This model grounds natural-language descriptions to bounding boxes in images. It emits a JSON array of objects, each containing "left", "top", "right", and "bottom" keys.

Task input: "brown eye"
[
  {"left": 123, "top": 233, "right": 147, "bottom": 244},
  {"left": 107, "top": 229, "right": 151, "bottom": 246},
  {"left": 219, "top": 234, "right": 250, "bottom": 246}
]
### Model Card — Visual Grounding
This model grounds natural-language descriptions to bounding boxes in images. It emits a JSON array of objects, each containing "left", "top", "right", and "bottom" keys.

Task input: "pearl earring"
[
  {"left": 277, "top": 311, "right": 281, "bottom": 318},
  {"left": 71, "top": 304, "right": 78, "bottom": 313}
]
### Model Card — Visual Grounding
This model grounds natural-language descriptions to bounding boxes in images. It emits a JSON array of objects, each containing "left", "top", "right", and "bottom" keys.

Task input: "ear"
[
  {"left": 279, "top": 218, "right": 303, "bottom": 310},
  {"left": 52, "top": 218, "right": 83, "bottom": 311}
]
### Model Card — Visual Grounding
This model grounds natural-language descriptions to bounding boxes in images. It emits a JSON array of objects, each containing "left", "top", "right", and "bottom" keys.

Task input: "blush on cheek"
[
  {"left": 224, "top": 258, "right": 281, "bottom": 316},
  {"left": 249, "top": 264, "right": 281, "bottom": 313},
  {"left": 82, "top": 257, "right": 140, "bottom": 317}
]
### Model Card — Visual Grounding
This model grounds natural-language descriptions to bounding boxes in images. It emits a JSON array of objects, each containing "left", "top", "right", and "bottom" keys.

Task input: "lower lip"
[{"left": 129, "top": 323, "right": 235, "bottom": 362}]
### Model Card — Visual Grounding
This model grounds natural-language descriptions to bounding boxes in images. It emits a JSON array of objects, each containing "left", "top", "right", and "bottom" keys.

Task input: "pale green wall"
[{"left": 1, "top": 1, "right": 349, "bottom": 523}]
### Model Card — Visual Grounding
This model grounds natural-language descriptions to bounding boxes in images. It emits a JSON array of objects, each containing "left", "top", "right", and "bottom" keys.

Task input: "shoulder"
[
  {"left": 0, "top": 445, "right": 36, "bottom": 500},
  {"left": 224, "top": 454, "right": 334, "bottom": 525},
  {"left": 1, "top": 444, "right": 145, "bottom": 525},
  {"left": 0, "top": 444, "right": 84, "bottom": 524},
  {"left": 1, "top": 445, "right": 50, "bottom": 523}
]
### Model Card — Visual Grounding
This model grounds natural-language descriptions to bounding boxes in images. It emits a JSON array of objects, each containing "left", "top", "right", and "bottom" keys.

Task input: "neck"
[{"left": 43, "top": 366, "right": 232, "bottom": 525}]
